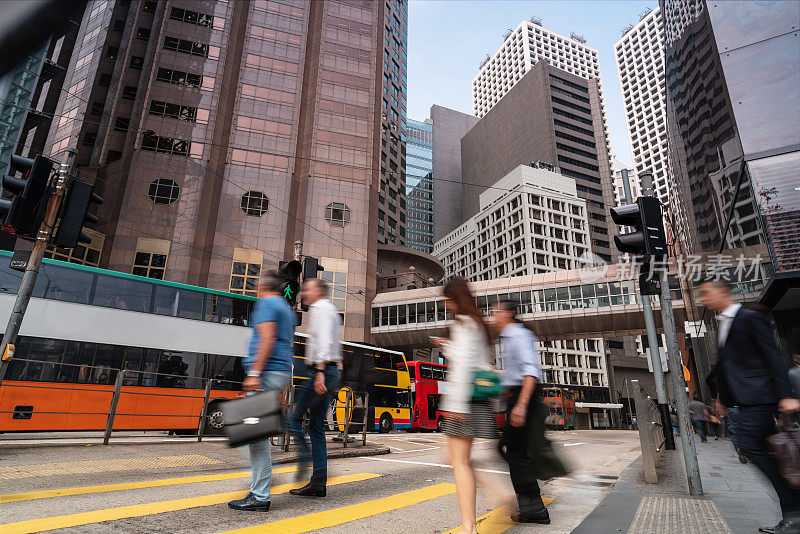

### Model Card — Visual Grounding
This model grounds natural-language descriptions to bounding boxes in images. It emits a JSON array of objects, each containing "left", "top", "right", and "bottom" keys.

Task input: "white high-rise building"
[
  {"left": 614, "top": 7, "right": 670, "bottom": 203},
  {"left": 472, "top": 18, "right": 601, "bottom": 117},
  {"left": 434, "top": 164, "right": 591, "bottom": 281}
]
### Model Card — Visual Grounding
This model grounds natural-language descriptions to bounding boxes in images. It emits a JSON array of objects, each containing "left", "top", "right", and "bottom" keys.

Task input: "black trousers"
[
  {"left": 738, "top": 404, "right": 800, "bottom": 517},
  {"left": 499, "top": 387, "right": 542, "bottom": 505}
]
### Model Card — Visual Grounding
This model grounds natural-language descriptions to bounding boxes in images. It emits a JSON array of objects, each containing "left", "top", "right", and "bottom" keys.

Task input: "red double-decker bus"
[{"left": 405, "top": 360, "right": 448, "bottom": 431}]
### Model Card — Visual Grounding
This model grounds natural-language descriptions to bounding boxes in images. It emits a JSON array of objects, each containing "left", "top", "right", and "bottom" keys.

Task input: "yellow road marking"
[
  {"left": 0, "top": 454, "right": 223, "bottom": 481},
  {"left": 0, "top": 466, "right": 309, "bottom": 503},
  {"left": 443, "top": 497, "right": 555, "bottom": 534},
  {"left": 0, "top": 473, "right": 381, "bottom": 534},
  {"left": 220, "top": 482, "right": 458, "bottom": 534}
]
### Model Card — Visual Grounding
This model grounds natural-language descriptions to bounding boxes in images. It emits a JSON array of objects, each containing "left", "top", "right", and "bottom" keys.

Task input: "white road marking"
[{"left": 361, "top": 456, "right": 510, "bottom": 475}]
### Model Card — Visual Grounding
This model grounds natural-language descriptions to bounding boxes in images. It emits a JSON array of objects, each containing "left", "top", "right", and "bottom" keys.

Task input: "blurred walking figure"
[
  {"left": 228, "top": 271, "right": 295, "bottom": 512},
  {"left": 288, "top": 278, "right": 342, "bottom": 498},
  {"left": 689, "top": 395, "right": 712, "bottom": 442},
  {"left": 490, "top": 300, "right": 550, "bottom": 525},
  {"left": 431, "top": 277, "right": 511, "bottom": 534},
  {"left": 701, "top": 279, "right": 800, "bottom": 534}
]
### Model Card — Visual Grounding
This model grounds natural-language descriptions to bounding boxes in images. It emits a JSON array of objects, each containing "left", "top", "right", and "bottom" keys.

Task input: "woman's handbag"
[
  {"left": 766, "top": 415, "right": 800, "bottom": 489},
  {"left": 221, "top": 389, "right": 285, "bottom": 448},
  {"left": 472, "top": 370, "right": 504, "bottom": 400}
]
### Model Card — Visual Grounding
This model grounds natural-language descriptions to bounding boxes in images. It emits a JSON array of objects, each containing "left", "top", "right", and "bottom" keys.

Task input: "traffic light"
[
  {"left": 300, "top": 256, "right": 324, "bottom": 311},
  {"left": 278, "top": 259, "right": 302, "bottom": 306},
  {"left": 0, "top": 154, "right": 56, "bottom": 239},
  {"left": 52, "top": 179, "right": 103, "bottom": 249},
  {"left": 610, "top": 196, "right": 667, "bottom": 257}
]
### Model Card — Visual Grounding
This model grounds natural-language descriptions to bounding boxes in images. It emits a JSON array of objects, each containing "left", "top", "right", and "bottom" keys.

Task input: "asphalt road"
[{"left": 0, "top": 430, "right": 640, "bottom": 533}]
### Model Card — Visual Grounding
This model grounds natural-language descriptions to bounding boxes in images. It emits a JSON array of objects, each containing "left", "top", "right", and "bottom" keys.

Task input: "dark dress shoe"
[
  {"left": 511, "top": 508, "right": 551, "bottom": 524},
  {"left": 290, "top": 482, "right": 326, "bottom": 497},
  {"left": 737, "top": 448, "right": 748, "bottom": 464},
  {"left": 228, "top": 492, "right": 271, "bottom": 511},
  {"left": 759, "top": 519, "right": 799, "bottom": 534}
]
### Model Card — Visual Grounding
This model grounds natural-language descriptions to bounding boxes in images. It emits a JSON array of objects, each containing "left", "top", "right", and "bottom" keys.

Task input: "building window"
[
  {"left": 112, "top": 19, "right": 125, "bottom": 32},
  {"left": 122, "top": 86, "right": 137, "bottom": 100},
  {"left": 320, "top": 257, "right": 348, "bottom": 324},
  {"left": 133, "top": 238, "right": 169, "bottom": 280},
  {"left": 98, "top": 73, "right": 112, "bottom": 87},
  {"left": 82, "top": 132, "right": 96, "bottom": 146},
  {"left": 142, "top": 1, "right": 157, "bottom": 13},
  {"left": 106, "top": 150, "right": 122, "bottom": 163},
  {"left": 229, "top": 248, "right": 262, "bottom": 296},
  {"left": 141, "top": 132, "right": 202, "bottom": 158},
  {"left": 90, "top": 102, "right": 104, "bottom": 116},
  {"left": 106, "top": 46, "right": 118, "bottom": 60},
  {"left": 163, "top": 36, "right": 219, "bottom": 60},
  {"left": 147, "top": 178, "right": 180, "bottom": 205},
  {"left": 149, "top": 100, "right": 204, "bottom": 123},
  {"left": 44, "top": 229, "right": 104, "bottom": 267},
  {"left": 113, "top": 117, "right": 129, "bottom": 132},
  {"left": 325, "top": 202, "right": 350, "bottom": 227},
  {"left": 241, "top": 191, "right": 269, "bottom": 216},
  {"left": 129, "top": 56, "right": 143, "bottom": 70},
  {"left": 136, "top": 27, "right": 151, "bottom": 41},
  {"left": 156, "top": 67, "right": 210, "bottom": 89},
  {"left": 169, "top": 7, "right": 214, "bottom": 28}
]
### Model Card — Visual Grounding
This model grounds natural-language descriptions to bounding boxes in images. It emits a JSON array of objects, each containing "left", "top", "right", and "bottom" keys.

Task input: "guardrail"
[
  {"left": 631, "top": 379, "right": 666, "bottom": 483},
  {"left": 3, "top": 359, "right": 375, "bottom": 448}
]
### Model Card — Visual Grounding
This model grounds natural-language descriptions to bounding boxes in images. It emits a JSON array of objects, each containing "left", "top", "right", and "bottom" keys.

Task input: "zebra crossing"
[{"left": 0, "top": 462, "right": 553, "bottom": 534}]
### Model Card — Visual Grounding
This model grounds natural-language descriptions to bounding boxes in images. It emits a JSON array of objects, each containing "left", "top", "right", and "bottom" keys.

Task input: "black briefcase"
[{"left": 221, "top": 390, "right": 285, "bottom": 448}]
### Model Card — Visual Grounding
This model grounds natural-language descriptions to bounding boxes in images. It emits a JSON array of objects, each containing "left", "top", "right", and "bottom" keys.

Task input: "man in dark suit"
[{"left": 700, "top": 279, "right": 800, "bottom": 534}]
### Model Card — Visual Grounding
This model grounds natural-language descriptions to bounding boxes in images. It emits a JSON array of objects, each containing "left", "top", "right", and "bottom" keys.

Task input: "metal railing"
[
  {"left": 4, "top": 359, "right": 375, "bottom": 448},
  {"left": 631, "top": 379, "right": 665, "bottom": 484}
]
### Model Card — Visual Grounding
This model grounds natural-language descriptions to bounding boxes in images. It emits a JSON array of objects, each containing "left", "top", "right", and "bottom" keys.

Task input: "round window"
[
  {"left": 147, "top": 178, "right": 180, "bottom": 205},
  {"left": 325, "top": 202, "right": 350, "bottom": 227},
  {"left": 241, "top": 191, "right": 269, "bottom": 216}
]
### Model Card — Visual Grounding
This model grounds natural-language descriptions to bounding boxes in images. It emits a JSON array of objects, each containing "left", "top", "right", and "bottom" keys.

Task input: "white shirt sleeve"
[{"left": 441, "top": 317, "right": 490, "bottom": 414}]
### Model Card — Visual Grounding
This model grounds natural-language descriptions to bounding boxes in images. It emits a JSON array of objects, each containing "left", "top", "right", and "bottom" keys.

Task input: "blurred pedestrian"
[
  {"left": 288, "top": 278, "right": 343, "bottom": 498},
  {"left": 700, "top": 278, "right": 800, "bottom": 534},
  {"left": 431, "top": 277, "right": 511, "bottom": 534},
  {"left": 788, "top": 354, "right": 800, "bottom": 401},
  {"left": 688, "top": 395, "right": 709, "bottom": 442},
  {"left": 228, "top": 271, "right": 296, "bottom": 512},
  {"left": 489, "top": 300, "right": 550, "bottom": 524}
]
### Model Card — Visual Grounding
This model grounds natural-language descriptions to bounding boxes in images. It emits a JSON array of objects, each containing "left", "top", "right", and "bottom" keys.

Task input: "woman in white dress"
[{"left": 432, "top": 277, "right": 513, "bottom": 534}]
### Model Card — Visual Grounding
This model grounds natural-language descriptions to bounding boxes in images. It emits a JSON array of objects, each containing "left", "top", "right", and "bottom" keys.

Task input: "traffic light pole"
[
  {"left": 641, "top": 287, "right": 675, "bottom": 450},
  {"left": 659, "top": 267, "right": 703, "bottom": 495},
  {"left": 0, "top": 148, "right": 76, "bottom": 388}
]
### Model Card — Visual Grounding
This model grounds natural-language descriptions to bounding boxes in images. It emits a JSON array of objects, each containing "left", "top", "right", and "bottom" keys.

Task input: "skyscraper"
[
  {"left": 39, "top": 0, "right": 400, "bottom": 342},
  {"left": 614, "top": 7, "right": 669, "bottom": 204},
  {"left": 461, "top": 61, "right": 617, "bottom": 263},
  {"left": 405, "top": 118, "right": 433, "bottom": 253}
]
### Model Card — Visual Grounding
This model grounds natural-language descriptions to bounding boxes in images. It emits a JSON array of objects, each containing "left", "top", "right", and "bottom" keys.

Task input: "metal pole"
[
  {"left": 362, "top": 392, "right": 369, "bottom": 446},
  {"left": 660, "top": 267, "right": 703, "bottom": 495},
  {"left": 104, "top": 369, "right": 125, "bottom": 445},
  {"left": 342, "top": 389, "right": 351, "bottom": 449},
  {"left": 197, "top": 379, "right": 214, "bottom": 442},
  {"left": 643, "top": 291, "right": 675, "bottom": 449},
  {"left": 624, "top": 378, "right": 634, "bottom": 429},
  {"left": 0, "top": 148, "right": 77, "bottom": 387}
]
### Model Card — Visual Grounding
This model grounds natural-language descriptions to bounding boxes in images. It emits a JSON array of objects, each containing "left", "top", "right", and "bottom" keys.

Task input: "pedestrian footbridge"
[{"left": 370, "top": 264, "right": 688, "bottom": 350}]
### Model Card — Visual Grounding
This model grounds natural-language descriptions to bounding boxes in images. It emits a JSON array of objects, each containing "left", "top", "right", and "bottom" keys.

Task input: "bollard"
[
  {"left": 342, "top": 389, "right": 352, "bottom": 449},
  {"left": 103, "top": 370, "right": 125, "bottom": 445},
  {"left": 197, "top": 379, "right": 214, "bottom": 442},
  {"left": 362, "top": 392, "right": 369, "bottom": 446}
]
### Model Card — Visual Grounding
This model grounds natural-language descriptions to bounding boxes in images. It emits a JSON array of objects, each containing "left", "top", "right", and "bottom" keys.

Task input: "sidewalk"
[{"left": 573, "top": 436, "right": 781, "bottom": 534}]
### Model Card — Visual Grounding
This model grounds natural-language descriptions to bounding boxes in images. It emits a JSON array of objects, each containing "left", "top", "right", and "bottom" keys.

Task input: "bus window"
[
  {"left": 90, "top": 343, "right": 124, "bottom": 384},
  {"left": 427, "top": 394, "right": 440, "bottom": 421},
  {"left": 94, "top": 274, "right": 153, "bottom": 313},
  {"left": 153, "top": 286, "right": 205, "bottom": 320},
  {"left": 231, "top": 296, "right": 250, "bottom": 326},
  {"left": 420, "top": 365, "right": 433, "bottom": 379},
  {"left": 432, "top": 367, "right": 444, "bottom": 380},
  {"left": 408, "top": 366, "right": 415, "bottom": 379},
  {"left": 397, "top": 390, "right": 411, "bottom": 409},
  {"left": 390, "top": 354, "right": 407, "bottom": 372},
  {"left": 34, "top": 264, "right": 94, "bottom": 304},
  {"left": 374, "top": 352, "right": 393, "bottom": 370},
  {"left": 121, "top": 347, "right": 145, "bottom": 385},
  {"left": 376, "top": 386, "right": 396, "bottom": 407}
]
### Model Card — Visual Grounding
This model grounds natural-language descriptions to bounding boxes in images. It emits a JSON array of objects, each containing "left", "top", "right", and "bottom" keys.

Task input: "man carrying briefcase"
[{"left": 228, "top": 270, "right": 296, "bottom": 512}]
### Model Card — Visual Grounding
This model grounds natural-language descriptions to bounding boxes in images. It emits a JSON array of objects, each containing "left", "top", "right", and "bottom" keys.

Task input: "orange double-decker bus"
[{"left": 0, "top": 252, "right": 410, "bottom": 435}]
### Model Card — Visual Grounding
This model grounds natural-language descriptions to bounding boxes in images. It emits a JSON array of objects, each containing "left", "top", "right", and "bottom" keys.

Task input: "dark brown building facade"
[
  {"left": 40, "top": 0, "right": 401, "bottom": 342},
  {"left": 460, "top": 61, "right": 617, "bottom": 263}
]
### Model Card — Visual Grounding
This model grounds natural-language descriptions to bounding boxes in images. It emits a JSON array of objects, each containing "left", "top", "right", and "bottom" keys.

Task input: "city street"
[{"left": 0, "top": 430, "right": 640, "bottom": 533}]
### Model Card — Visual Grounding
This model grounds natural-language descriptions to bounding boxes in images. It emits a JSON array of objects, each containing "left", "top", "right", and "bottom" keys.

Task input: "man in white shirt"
[
  {"left": 288, "top": 278, "right": 343, "bottom": 498},
  {"left": 491, "top": 300, "right": 550, "bottom": 525}
]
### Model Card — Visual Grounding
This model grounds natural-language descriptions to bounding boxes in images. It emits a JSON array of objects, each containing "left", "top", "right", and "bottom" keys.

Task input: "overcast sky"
[{"left": 406, "top": 0, "right": 655, "bottom": 167}]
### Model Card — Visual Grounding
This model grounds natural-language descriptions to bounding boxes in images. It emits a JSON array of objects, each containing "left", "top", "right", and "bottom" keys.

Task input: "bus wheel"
[
  {"left": 205, "top": 402, "right": 225, "bottom": 435},
  {"left": 379, "top": 413, "right": 393, "bottom": 433},
  {"left": 436, "top": 416, "right": 444, "bottom": 433}
]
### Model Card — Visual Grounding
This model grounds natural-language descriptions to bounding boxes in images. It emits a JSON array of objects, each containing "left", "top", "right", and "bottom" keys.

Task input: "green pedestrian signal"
[{"left": 283, "top": 285, "right": 294, "bottom": 299}]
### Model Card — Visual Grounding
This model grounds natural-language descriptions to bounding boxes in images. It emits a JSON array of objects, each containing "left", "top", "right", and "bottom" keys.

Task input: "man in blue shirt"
[
  {"left": 228, "top": 270, "right": 295, "bottom": 512},
  {"left": 491, "top": 299, "right": 549, "bottom": 525}
]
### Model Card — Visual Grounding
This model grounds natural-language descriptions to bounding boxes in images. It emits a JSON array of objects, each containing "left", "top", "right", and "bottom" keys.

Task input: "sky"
[{"left": 406, "top": 0, "right": 655, "bottom": 167}]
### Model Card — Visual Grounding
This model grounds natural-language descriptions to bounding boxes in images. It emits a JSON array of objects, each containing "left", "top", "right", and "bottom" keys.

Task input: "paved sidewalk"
[{"left": 573, "top": 437, "right": 782, "bottom": 533}]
